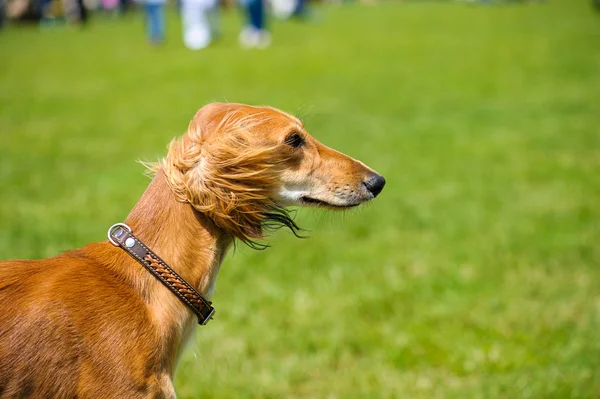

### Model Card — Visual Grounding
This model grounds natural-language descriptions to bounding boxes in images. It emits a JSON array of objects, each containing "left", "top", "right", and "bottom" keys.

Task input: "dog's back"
[
  {"left": 0, "top": 256, "right": 83, "bottom": 397},
  {"left": 0, "top": 248, "right": 174, "bottom": 399}
]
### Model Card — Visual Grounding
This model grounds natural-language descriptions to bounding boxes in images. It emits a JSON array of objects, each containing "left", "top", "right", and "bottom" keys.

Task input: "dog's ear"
[
  {"left": 183, "top": 153, "right": 267, "bottom": 242},
  {"left": 163, "top": 103, "right": 284, "bottom": 244}
]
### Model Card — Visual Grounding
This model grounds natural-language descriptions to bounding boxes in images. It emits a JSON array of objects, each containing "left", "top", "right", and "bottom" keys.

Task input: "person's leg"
[
  {"left": 182, "top": 2, "right": 211, "bottom": 49},
  {"left": 155, "top": 3, "right": 165, "bottom": 42},
  {"left": 146, "top": 3, "right": 165, "bottom": 44},
  {"left": 247, "top": 0, "right": 263, "bottom": 30},
  {"left": 76, "top": 0, "right": 88, "bottom": 24},
  {"left": 146, "top": 3, "right": 158, "bottom": 43},
  {"left": 119, "top": 0, "right": 129, "bottom": 14},
  {"left": 0, "top": 0, "right": 4, "bottom": 30},
  {"left": 239, "top": 0, "right": 270, "bottom": 48}
]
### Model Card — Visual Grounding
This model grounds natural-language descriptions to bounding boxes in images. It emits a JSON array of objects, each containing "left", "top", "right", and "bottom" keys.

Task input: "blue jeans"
[
  {"left": 145, "top": 3, "right": 165, "bottom": 43},
  {"left": 246, "top": 0, "right": 264, "bottom": 30}
]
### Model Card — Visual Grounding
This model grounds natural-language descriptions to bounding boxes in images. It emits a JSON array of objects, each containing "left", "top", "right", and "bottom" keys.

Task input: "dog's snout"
[{"left": 363, "top": 174, "right": 386, "bottom": 198}]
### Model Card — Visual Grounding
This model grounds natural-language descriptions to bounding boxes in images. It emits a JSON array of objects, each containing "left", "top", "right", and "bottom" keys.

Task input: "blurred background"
[{"left": 1, "top": 0, "right": 599, "bottom": 397}]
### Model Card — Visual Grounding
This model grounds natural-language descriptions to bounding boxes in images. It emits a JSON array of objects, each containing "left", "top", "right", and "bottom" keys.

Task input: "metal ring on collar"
[{"left": 107, "top": 223, "right": 132, "bottom": 247}]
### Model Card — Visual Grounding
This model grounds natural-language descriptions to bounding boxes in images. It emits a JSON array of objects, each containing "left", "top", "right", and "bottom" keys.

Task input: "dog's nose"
[{"left": 363, "top": 174, "right": 386, "bottom": 198}]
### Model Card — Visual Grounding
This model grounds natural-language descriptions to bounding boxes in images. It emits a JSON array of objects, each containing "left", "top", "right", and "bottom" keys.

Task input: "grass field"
[{"left": 1, "top": 1, "right": 600, "bottom": 397}]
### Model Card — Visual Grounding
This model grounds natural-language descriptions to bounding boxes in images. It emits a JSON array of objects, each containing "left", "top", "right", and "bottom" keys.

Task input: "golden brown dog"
[{"left": 0, "top": 103, "right": 385, "bottom": 398}]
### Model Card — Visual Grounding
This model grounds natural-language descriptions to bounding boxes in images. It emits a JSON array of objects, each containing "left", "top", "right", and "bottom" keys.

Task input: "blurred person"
[
  {"left": 0, "top": 0, "right": 5, "bottom": 29},
  {"left": 119, "top": 0, "right": 131, "bottom": 13},
  {"left": 75, "top": 0, "right": 87, "bottom": 22},
  {"left": 239, "top": 0, "right": 270, "bottom": 49},
  {"left": 143, "top": 0, "right": 165, "bottom": 45},
  {"left": 181, "top": 0, "right": 219, "bottom": 50}
]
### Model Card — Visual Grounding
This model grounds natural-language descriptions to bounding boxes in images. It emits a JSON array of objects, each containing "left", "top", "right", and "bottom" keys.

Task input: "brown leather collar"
[{"left": 108, "top": 223, "right": 215, "bottom": 325}]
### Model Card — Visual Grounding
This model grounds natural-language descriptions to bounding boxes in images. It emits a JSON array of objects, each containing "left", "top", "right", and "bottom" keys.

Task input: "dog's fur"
[{"left": 0, "top": 103, "right": 384, "bottom": 398}]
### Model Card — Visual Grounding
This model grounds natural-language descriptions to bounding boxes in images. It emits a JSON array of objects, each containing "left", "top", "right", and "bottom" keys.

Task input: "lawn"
[{"left": 1, "top": 0, "right": 599, "bottom": 397}]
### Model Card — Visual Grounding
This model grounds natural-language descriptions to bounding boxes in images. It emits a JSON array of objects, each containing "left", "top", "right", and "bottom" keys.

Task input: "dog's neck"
[
  {"left": 126, "top": 170, "right": 232, "bottom": 296},
  {"left": 115, "top": 169, "right": 232, "bottom": 370}
]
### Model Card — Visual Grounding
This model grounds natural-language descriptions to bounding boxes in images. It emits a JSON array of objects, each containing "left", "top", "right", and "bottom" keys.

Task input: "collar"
[{"left": 108, "top": 223, "right": 215, "bottom": 325}]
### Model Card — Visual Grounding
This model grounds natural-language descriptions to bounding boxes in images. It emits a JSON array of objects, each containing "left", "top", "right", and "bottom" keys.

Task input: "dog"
[{"left": 0, "top": 103, "right": 385, "bottom": 398}]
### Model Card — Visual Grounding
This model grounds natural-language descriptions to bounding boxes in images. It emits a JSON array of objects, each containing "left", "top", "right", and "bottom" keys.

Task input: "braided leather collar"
[{"left": 108, "top": 223, "right": 215, "bottom": 325}]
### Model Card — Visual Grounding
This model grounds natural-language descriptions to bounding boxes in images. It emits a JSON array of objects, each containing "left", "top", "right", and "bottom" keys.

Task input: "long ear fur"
[{"left": 158, "top": 107, "right": 302, "bottom": 247}]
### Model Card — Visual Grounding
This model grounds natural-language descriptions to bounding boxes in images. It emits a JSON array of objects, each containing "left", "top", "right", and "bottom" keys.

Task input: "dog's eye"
[{"left": 284, "top": 132, "right": 304, "bottom": 148}]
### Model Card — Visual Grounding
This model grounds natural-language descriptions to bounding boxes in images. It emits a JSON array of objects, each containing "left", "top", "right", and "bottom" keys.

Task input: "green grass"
[{"left": 1, "top": 1, "right": 600, "bottom": 397}]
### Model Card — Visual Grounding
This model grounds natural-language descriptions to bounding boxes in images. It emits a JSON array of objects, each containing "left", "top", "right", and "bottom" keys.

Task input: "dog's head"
[{"left": 160, "top": 103, "right": 385, "bottom": 246}]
